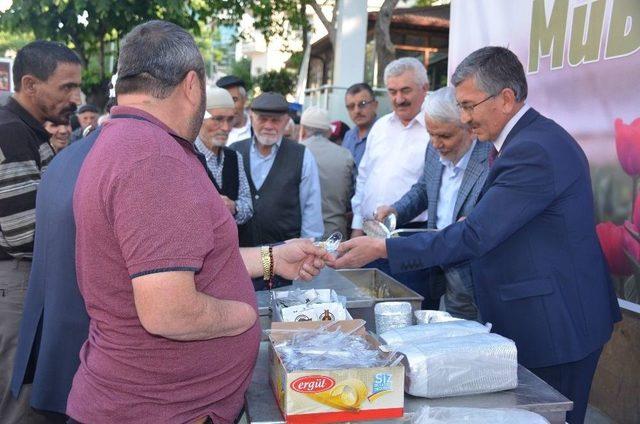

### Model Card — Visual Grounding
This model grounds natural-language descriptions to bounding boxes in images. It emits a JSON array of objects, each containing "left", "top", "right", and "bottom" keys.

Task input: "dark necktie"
[{"left": 488, "top": 146, "right": 499, "bottom": 167}]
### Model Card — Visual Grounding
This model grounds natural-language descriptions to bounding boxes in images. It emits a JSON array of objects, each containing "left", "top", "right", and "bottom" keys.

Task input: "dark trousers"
[
  {"left": 530, "top": 347, "right": 603, "bottom": 424},
  {"left": 0, "top": 259, "right": 50, "bottom": 424}
]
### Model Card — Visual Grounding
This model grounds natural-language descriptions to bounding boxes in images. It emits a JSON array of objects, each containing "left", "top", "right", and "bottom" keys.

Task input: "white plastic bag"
[
  {"left": 401, "top": 333, "right": 518, "bottom": 398},
  {"left": 380, "top": 319, "right": 491, "bottom": 347},
  {"left": 412, "top": 406, "right": 549, "bottom": 424}
]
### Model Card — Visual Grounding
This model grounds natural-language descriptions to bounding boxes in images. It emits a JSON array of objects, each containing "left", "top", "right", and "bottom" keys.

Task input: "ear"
[
  {"left": 21, "top": 75, "right": 39, "bottom": 95},
  {"left": 499, "top": 88, "right": 517, "bottom": 114},
  {"left": 182, "top": 70, "right": 200, "bottom": 105}
]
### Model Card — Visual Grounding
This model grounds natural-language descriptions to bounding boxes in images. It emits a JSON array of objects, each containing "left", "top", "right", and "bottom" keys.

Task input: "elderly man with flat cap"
[
  {"left": 195, "top": 87, "right": 253, "bottom": 225},
  {"left": 217, "top": 75, "right": 252, "bottom": 145},
  {"left": 299, "top": 106, "right": 354, "bottom": 239},
  {"left": 230, "top": 92, "right": 323, "bottom": 290}
]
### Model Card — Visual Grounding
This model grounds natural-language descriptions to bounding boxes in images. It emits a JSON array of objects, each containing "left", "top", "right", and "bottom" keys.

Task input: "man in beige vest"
[{"left": 300, "top": 106, "right": 354, "bottom": 239}]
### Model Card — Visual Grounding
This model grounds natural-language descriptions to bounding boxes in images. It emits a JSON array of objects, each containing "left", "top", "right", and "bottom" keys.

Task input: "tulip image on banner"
[
  {"left": 596, "top": 222, "right": 632, "bottom": 276},
  {"left": 615, "top": 118, "right": 640, "bottom": 177}
]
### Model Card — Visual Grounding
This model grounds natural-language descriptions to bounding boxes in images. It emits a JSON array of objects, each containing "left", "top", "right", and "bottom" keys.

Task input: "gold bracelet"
[{"left": 260, "top": 246, "right": 272, "bottom": 281}]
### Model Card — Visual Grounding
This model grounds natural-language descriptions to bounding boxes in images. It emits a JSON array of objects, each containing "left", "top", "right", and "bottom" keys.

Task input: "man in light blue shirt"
[
  {"left": 375, "top": 87, "right": 492, "bottom": 319},
  {"left": 231, "top": 92, "right": 323, "bottom": 290},
  {"left": 342, "top": 83, "right": 378, "bottom": 168}
]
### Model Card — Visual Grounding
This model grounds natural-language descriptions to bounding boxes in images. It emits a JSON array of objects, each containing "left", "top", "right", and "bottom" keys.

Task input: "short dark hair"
[
  {"left": 451, "top": 46, "right": 528, "bottom": 102},
  {"left": 116, "top": 20, "right": 205, "bottom": 99},
  {"left": 345, "top": 82, "right": 375, "bottom": 99},
  {"left": 13, "top": 41, "right": 81, "bottom": 91}
]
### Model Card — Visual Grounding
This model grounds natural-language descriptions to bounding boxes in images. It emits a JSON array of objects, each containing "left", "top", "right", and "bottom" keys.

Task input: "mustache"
[{"left": 394, "top": 100, "right": 411, "bottom": 107}]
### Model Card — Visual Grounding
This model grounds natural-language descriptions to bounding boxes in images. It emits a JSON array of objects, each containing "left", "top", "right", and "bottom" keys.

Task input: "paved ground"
[{"left": 585, "top": 405, "right": 617, "bottom": 424}]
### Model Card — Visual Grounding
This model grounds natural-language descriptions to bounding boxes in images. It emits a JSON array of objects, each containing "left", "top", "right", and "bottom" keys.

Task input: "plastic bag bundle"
[
  {"left": 401, "top": 333, "right": 518, "bottom": 398},
  {"left": 412, "top": 406, "right": 549, "bottom": 424},
  {"left": 273, "top": 288, "right": 321, "bottom": 308},
  {"left": 379, "top": 320, "right": 491, "bottom": 347},
  {"left": 274, "top": 329, "right": 388, "bottom": 372},
  {"left": 414, "top": 310, "right": 461, "bottom": 324}
]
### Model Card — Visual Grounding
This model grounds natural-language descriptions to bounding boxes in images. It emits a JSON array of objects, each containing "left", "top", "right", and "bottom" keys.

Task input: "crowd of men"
[{"left": 0, "top": 18, "right": 621, "bottom": 424}]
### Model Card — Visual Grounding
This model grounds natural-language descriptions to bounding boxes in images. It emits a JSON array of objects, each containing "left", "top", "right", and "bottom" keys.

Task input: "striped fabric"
[{"left": 0, "top": 98, "right": 54, "bottom": 258}]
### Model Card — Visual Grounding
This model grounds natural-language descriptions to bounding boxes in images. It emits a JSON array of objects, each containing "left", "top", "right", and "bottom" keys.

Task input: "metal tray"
[{"left": 256, "top": 268, "right": 423, "bottom": 333}]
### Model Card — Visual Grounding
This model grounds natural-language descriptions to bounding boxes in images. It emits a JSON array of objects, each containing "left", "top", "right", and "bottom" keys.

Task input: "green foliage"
[
  {"left": 253, "top": 69, "right": 295, "bottom": 96},
  {"left": 413, "top": 0, "right": 450, "bottom": 6},
  {"left": 0, "top": 1, "right": 310, "bottom": 106},
  {"left": 0, "top": 30, "right": 34, "bottom": 56},
  {"left": 230, "top": 57, "right": 253, "bottom": 92},
  {"left": 0, "top": 0, "right": 212, "bottom": 106}
]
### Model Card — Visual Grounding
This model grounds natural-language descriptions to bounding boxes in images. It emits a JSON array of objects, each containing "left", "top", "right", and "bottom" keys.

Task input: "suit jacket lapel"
[
  {"left": 478, "top": 108, "right": 540, "bottom": 200},
  {"left": 452, "top": 142, "right": 489, "bottom": 219},
  {"left": 426, "top": 152, "right": 444, "bottom": 230}
]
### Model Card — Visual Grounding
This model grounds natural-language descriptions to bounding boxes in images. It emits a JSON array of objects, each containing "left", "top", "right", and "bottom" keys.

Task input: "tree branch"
[{"left": 309, "top": 0, "right": 336, "bottom": 47}]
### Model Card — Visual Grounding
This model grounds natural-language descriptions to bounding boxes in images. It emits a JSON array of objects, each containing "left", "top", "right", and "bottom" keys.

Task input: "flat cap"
[
  {"left": 216, "top": 75, "right": 246, "bottom": 89},
  {"left": 250, "top": 92, "right": 289, "bottom": 114},
  {"left": 78, "top": 104, "right": 99, "bottom": 114},
  {"left": 203, "top": 87, "right": 235, "bottom": 119},
  {"left": 300, "top": 106, "right": 331, "bottom": 131}
]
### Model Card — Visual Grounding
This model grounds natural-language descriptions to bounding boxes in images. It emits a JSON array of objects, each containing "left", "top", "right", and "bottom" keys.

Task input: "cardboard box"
[
  {"left": 268, "top": 320, "right": 404, "bottom": 423},
  {"left": 271, "top": 289, "right": 352, "bottom": 322}
]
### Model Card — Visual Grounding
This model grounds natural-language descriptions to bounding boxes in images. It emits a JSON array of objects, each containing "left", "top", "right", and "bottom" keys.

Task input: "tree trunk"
[{"left": 374, "top": 0, "right": 399, "bottom": 85}]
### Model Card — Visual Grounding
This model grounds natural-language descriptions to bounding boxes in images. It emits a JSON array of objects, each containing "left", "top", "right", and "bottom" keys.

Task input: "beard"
[
  {"left": 255, "top": 132, "right": 281, "bottom": 146},
  {"left": 46, "top": 102, "right": 77, "bottom": 124},
  {"left": 186, "top": 82, "right": 207, "bottom": 142}
]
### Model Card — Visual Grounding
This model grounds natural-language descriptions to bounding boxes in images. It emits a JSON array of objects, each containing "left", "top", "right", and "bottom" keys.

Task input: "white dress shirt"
[
  {"left": 436, "top": 140, "right": 476, "bottom": 229},
  {"left": 351, "top": 111, "right": 430, "bottom": 229},
  {"left": 493, "top": 104, "right": 531, "bottom": 152},
  {"left": 226, "top": 112, "right": 252, "bottom": 146}
]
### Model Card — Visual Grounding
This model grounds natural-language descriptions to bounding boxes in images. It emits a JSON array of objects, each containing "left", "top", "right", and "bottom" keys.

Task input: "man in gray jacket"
[
  {"left": 376, "top": 87, "right": 492, "bottom": 319},
  {"left": 300, "top": 106, "right": 354, "bottom": 239}
]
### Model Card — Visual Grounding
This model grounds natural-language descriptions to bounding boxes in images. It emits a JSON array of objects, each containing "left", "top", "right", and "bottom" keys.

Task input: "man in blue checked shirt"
[{"left": 195, "top": 87, "right": 253, "bottom": 225}]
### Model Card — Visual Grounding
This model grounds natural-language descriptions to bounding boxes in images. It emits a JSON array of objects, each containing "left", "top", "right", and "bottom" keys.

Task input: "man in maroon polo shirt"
[{"left": 67, "top": 21, "right": 328, "bottom": 423}]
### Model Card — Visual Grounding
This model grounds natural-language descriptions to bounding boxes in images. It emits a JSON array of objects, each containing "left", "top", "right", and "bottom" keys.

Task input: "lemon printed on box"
[{"left": 307, "top": 378, "right": 369, "bottom": 411}]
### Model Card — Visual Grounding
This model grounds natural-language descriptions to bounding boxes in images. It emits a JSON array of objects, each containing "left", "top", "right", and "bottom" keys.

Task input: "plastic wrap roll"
[
  {"left": 412, "top": 406, "right": 549, "bottom": 424},
  {"left": 374, "top": 301, "right": 413, "bottom": 334},
  {"left": 400, "top": 333, "right": 518, "bottom": 398},
  {"left": 380, "top": 320, "right": 490, "bottom": 347}
]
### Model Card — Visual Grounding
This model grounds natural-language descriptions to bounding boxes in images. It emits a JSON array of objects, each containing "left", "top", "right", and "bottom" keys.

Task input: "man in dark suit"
[
  {"left": 10, "top": 128, "right": 100, "bottom": 420},
  {"left": 333, "top": 46, "right": 621, "bottom": 424},
  {"left": 375, "top": 86, "right": 492, "bottom": 319}
]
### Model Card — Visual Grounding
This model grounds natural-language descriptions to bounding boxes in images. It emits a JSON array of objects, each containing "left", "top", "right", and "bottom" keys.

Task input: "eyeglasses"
[
  {"left": 208, "top": 116, "right": 235, "bottom": 125},
  {"left": 457, "top": 94, "right": 496, "bottom": 114},
  {"left": 346, "top": 99, "right": 376, "bottom": 111}
]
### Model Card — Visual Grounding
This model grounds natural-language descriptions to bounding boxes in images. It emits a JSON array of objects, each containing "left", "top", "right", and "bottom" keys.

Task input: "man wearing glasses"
[
  {"left": 342, "top": 82, "right": 378, "bottom": 168},
  {"left": 333, "top": 46, "right": 621, "bottom": 424},
  {"left": 196, "top": 86, "right": 253, "bottom": 224}
]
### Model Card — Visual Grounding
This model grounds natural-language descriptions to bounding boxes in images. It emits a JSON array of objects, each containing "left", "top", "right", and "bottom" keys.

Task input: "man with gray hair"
[
  {"left": 375, "top": 87, "right": 492, "bottom": 318},
  {"left": 333, "top": 46, "right": 621, "bottom": 424},
  {"left": 67, "top": 20, "right": 329, "bottom": 423},
  {"left": 349, "top": 57, "right": 436, "bottom": 307},
  {"left": 351, "top": 57, "right": 430, "bottom": 237},
  {"left": 299, "top": 106, "right": 354, "bottom": 239}
]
